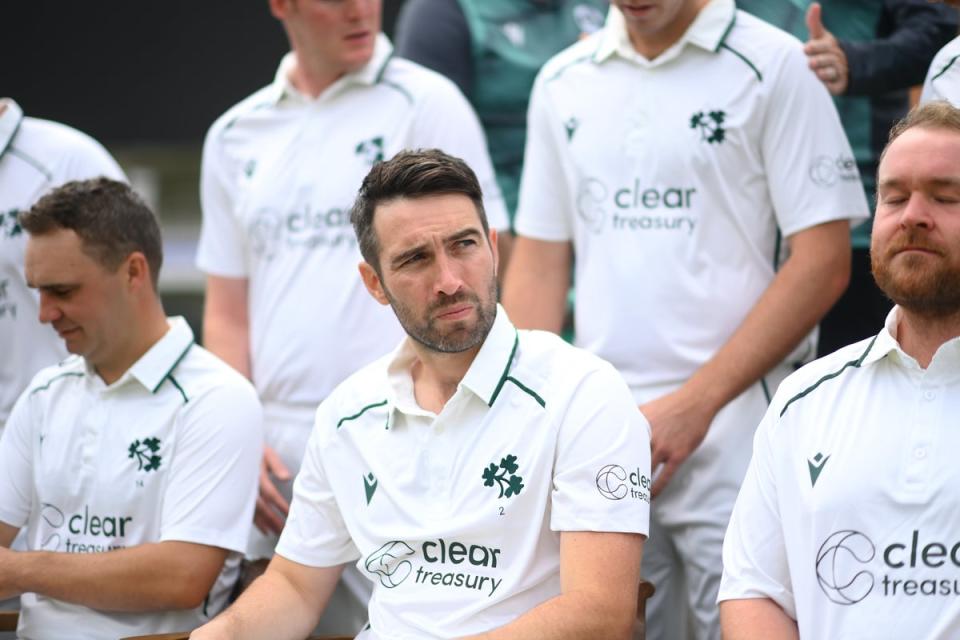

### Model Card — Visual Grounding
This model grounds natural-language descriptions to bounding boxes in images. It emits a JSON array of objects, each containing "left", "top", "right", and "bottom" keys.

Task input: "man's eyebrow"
[
  {"left": 390, "top": 243, "right": 429, "bottom": 268},
  {"left": 879, "top": 176, "right": 960, "bottom": 190},
  {"left": 389, "top": 227, "right": 484, "bottom": 268},
  {"left": 447, "top": 227, "right": 483, "bottom": 243}
]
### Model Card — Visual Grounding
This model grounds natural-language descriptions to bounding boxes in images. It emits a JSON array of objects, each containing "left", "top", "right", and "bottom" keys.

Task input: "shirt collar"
[
  {"left": 862, "top": 306, "right": 960, "bottom": 373},
  {"left": 0, "top": 98, "right": 24, "bottom": 159},
  {"left": 271, "top": 33, "right": 394, "bottom": 104},
  {"left": 385, "top": 305, "right": 518, "bottom": 416},
  {"left": 89, "top": 317, "right": 195, "bottom": 393},
  {"left": 594, "top": 0, "right": 736, "bottom": 66}
]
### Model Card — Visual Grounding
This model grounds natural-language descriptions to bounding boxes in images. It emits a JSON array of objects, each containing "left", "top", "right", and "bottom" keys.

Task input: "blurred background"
[{"left": 2, "top": 0, "right": 409, "bottom": 342}]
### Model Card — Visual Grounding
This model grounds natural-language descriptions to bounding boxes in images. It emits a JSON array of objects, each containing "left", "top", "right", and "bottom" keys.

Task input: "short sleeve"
[
  {"left": 921, "top": 39, "right": 960, "bottom": 105},
  {"left": 761, "top": 45, "right": 870, "bottom": 237},
  {"left": 513, "top": 72, "right": 575, "bottom": 242},
  {"left": 718, "top": 404, "right": 796, "bottom": 618},
  {"left": 196, "top": 124, "right": 250, "bottom": 277},
  {"left": 159, "top": 381, "right": 263, "bottom": 553},
  {"left": 550, "top": 362, "right": 650, "bottom": 535},
  {"left": 59, "top": 133, "right": 126, "bottom": 184},
  {"left": 0, "top": 390, "right": 36, "bottom": 529},
  {"left": 276, "top": 404, "right": 360, "bottom": 567},
  {"left": 410, "top": 76, "right": 510, "bottom": 232}
]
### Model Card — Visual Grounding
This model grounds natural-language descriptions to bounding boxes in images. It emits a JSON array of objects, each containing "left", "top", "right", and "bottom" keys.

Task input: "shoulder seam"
[
  {"left": 545, "top": 50, "right": 596, "bottom": 83},
  {"left": 779, "top": 334, "right": 879, "bottom": 418},
  {"left": 932, "top": 54, "right": 960, "bottom": 84},
  {"left": 7, "top": 147, "right": 54, "bottom": 182},
  {"left": 29, "top": 371, "right": 84, "bottom": 396},
  {"left": 378, "top": 79, "right": 415, "bottom": 105},
  {"left": 505, "top": 376, "right": 545, "bottom": 408},
  {"left": 222, "top": 99, "right": 275, "bottom": 133},
  {"left": 337, "top": 399, "right": 388, "bottom": 430},
  {"left": 719, "top": 43, "right": 762, "bottom": 83}
]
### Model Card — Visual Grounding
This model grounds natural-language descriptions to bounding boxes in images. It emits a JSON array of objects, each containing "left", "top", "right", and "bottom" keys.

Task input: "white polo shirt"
[
  {"left": 922, "top": 36, "right": 960, "bottom": 105},
  {"left": 0, "top": 317, "right": 263, "bottom": 640},
  {"left": 0, "top": 98, "right": 125, "bottom": 432},
  {"left": 720, "top": 307, "right": 960, "bottom": 639},
  {"left": 197, "top": 35, "right": 509, "bottom": 411},
  {"left": 514, "top": 0, "right": 869, "bottom": 394},
  {"left": 276, "top": 306, "right": 650, "bottom": 638}
]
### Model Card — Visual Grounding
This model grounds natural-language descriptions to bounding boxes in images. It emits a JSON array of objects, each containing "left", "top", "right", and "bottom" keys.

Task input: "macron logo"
[{"left": 808, "top": 452, "right": 830, "bottom": 487}]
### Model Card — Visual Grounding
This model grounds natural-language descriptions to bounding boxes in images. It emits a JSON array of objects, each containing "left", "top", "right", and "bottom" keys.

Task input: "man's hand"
[
  {"left": 254, "top": 446, "right": 292, "bottom": 536},
  {"left": 804, "top": 2, "right": 848, "bottom": 95},
  {"left": 642, "top": 385, "right": 719, "bottom": 498}
]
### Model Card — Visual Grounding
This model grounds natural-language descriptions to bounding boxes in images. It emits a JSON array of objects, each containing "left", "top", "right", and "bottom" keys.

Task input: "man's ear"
[
  {"left": 268, "top": 0, "right": 289, "bottom": 21},
  {"left": 123, "top": 251, "right": 153, "bottom": 293},
  {"left": 358, "top": 261, "right": 390, "bottom": 306},
  {"left": 489, "top": 227, "right": 499, "bottom": 277}
]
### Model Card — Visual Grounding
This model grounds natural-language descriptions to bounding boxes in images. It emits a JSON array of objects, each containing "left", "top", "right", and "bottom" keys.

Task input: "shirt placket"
[
  {"left": 79, "top": 382, "right": 108, "bottom": 482},
  {"left": 902, "top": 374, "right": 940, "bottom": 497}
]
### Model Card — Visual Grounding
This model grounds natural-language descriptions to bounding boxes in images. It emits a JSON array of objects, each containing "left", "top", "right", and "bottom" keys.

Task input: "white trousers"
[{"left": 638, "top": 366, "right": 791, "bottom": 640}]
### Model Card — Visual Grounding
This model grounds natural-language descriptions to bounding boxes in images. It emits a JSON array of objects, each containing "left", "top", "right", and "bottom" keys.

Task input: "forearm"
[
  {"left": 462, "top": 591, "right": 635, "bottom": 640},
  {"left": 203, "top": 276, "right": 252, "bottom": 379},
  {"left": 463, "top": 532, "right": 641, "bottom": 640},
  {"left": 720, "top": 598, "right": 799, "bottom": 640},
  {"left": 192, "top": 557, "right": 341, "bottom": 640},
  {"left": 682, "top": 222, "right": 851, "bottom": 414},
  {"left": 3, "top": 541, "right": 226, "bottom": 611},
  {"left": 192, "top": 570, "right": 319, "bottom": 640},
  {"left": 501, "top": 237, "right": 571, "bottom": 334}
]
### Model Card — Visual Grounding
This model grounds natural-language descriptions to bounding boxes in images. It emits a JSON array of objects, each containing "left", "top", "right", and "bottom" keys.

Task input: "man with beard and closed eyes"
[
  {"left": 719, "top": 100, "right": 960, "bottom": 639},
  {"left": 191, "top": 149, "right": 651, "bottom": 640}
]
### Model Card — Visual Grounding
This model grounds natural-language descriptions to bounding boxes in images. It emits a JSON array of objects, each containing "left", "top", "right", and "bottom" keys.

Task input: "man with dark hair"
[
  {"left": 197, "top": 4, "right": 509, "bottom": 626},
  {"left": 0, "top": 178, "right": 263, "bottom": 639},
  {"left": 191, "top": 149, "right": 650, "bottom": 640},
  {"left": 720, "top": 100, "right": 960, "bottom": 638}
]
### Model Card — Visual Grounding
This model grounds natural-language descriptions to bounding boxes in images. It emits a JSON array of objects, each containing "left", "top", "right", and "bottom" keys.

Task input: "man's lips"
[
  {"left": 619, "top": 3, "right": 656, "bottom": 17},
  {"left": 55, "top": 326, "right": 80, "bottom": 338},
  {"left": 436, "top": 304, "right": 473, "bottom": 320},
  {"left": 345, "top": 30, "right": 372, "bottom": 43},
  {"left": 893, "top": 245, "right": 942, "bottom": 257}
]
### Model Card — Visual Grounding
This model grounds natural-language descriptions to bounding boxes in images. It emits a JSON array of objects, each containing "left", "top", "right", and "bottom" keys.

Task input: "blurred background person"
[
  {"left": 736, "top": 0, "right": 957, "bottom": 356},
  {"left": 196, "top": 0, "right": 508, "bottom": 634},
  {"left": 0, "top": 98, "right": 125, "bottom": 438}
]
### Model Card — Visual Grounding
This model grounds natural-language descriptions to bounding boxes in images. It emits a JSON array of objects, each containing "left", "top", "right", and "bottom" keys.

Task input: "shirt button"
[
  {"left": 435, "top": 424, "right": 445, "bottom": 435},
  {"left": 923, "top": 390, "right": 936, "bottom": 401},
  {"left": 914, "top": 448, "right": 927, "bottom": 459}
]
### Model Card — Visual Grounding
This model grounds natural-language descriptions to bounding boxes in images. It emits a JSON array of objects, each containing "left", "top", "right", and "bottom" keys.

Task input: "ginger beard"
[{"left": 871, "top": 230, "right": 960, "bottom": 318}]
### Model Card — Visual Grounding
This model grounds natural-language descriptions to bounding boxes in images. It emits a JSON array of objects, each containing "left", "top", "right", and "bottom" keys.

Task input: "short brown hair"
[
  {"left": 20, "top": 177, "right": 163, "bottom": 288},
  {"left": 882, "top": 100, "right": 960, "bottom": 164},
  {"left": 350, "top": 149, "right": 489, "bottom": 271}
]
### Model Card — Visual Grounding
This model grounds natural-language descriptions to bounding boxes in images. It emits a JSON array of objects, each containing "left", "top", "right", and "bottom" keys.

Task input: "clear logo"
[
  {"left": 365, "top": 540, "right": 416, "bottom": 588},
  {"left": 809, "top": 154, "right": 858, "bottom": 187},
  {"left": 816, "top": 530, "right": 876, "bottom": 605}
]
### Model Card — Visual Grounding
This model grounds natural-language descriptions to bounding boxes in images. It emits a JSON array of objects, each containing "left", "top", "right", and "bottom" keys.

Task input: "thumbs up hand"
[{"left": 803, "top": 2, "right": 848, "bottom": 95}]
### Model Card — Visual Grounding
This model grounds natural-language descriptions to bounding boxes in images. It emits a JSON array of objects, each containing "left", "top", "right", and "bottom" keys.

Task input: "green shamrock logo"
[
  {"left": 690, "top": 110, "right": 726, "bottom": 144},
  {"left": 128, "top": 437, "right": 162, "bottom": 472},
  {"left": 482, "top": 454, "right": 524, "bottom": 499}
]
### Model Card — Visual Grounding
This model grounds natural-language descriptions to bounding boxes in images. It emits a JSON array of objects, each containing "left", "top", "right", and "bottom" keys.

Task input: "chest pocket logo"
[
  {"left": 482, "top": 454, "right": 524, "bottom": 499},
  {"left": 128, "top": 437, "right": 162, "bottom": 472},
  {"left": 690, "top": 110, "right": 727, "bottom": 145}
]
